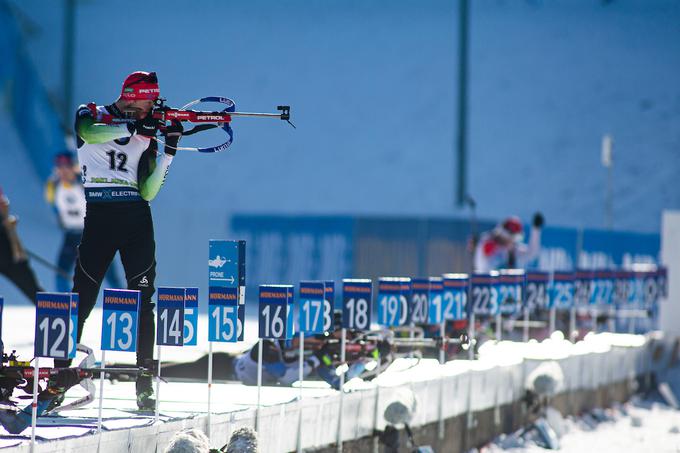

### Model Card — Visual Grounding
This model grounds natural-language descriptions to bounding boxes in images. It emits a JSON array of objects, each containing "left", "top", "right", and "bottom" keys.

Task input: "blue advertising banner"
[
  {"left": 231, "top": 216, "right": 353, "bottom": 287},
  {"left": 532, "top": 226, "right": 580, "bottom": 271},
  {"left": 101, "top": 289, "right": 140, "bottom": 352},
  {"left": 35, "top": 293, "right": 71, "bottom": 359},
  {"left": 232, "top": 214, "right": 660, "bottom": 284},
  {"left": 342, "top": 279, "right": 372, "bottom": 330},
  {"left": 580, "top": 229, "right": 660, "bottom": 269}
]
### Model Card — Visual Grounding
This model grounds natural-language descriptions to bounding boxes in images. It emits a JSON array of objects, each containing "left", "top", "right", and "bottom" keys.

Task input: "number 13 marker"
[{"left": 101, "top": 289, "right": 140, "bottom": 352}]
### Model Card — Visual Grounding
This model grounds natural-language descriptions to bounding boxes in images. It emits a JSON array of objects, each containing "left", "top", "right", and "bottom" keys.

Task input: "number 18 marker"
[{"left": 342, "top": 279, "right": 372, "bottom": 330}]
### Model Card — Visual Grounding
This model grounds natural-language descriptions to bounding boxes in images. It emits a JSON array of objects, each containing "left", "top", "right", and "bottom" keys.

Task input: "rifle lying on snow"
[
  {"left": 0, "top": 344, "right": 160, "bottom": 433},
  {"left": 87, "top": 97, "right": 294, "bottom": 153}
]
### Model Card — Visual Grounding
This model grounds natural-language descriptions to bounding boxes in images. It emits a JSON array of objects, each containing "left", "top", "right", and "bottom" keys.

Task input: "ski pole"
[{"left": 25, "top": 249, "right": 70, "bottom": 280}]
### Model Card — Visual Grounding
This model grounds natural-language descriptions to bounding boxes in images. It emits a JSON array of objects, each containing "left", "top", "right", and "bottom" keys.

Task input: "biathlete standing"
[{"left": 54, "top": 71, "right": 182, "bottom": 411}]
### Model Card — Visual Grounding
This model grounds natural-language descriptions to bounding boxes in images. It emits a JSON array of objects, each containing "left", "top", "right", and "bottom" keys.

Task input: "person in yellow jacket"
[{"left": 45, "top": 151, "right": 122, "bottom": 292}]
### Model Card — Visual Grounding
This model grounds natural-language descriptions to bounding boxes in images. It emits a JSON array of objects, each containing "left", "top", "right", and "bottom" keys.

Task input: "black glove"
[
  {"left": 131, "top": 114, "right": 160, "bottom": 138},
  {"left": 49, "top": 368, "right": 81, "bottom": 391},
  {"left": 532, "top": 212, "right": 545, "bottom": 228},
  {"left": 162, "top": 120, "right": 183, "bottom": 156}
]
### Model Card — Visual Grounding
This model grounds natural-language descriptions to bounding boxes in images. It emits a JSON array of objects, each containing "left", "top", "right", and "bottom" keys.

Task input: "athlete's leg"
[
  {"left": 118, "top": 203, "right": 156, "bottom": 408},
  {"left": 56, "top": 231, "right": 80, "bottom": 293},
  {"left": 69, "top": 207, "right": 117, "bottom": 356},
  {"left": 118, "top": 204, "right": 156, "bottom": 367}
]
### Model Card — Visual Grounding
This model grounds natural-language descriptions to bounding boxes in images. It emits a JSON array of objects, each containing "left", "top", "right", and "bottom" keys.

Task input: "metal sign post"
[
  {"left": 207, "top": 240, "right": 245, "bottom": 442},
  {"left": 99, "top": 289, "right": 141, "bottom": 434}
]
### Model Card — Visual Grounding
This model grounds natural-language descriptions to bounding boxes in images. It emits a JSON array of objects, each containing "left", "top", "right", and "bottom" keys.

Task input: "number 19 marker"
[{"left": 377, "top": 277, "right": 410, "bottom": 327}]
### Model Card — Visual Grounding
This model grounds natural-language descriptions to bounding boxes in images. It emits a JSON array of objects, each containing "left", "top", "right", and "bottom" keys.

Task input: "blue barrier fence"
[
  {"left": 0, "top": 1, "right": 65, "bottom": 180},
  {"left": 231, "top": 214, "right": 660, "bottom": 287}
]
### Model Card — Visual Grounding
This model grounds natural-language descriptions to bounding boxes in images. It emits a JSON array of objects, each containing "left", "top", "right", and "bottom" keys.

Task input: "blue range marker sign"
[
  {"left": 342, "top": 279, "right": 372, "bottom": 330},
  {"left": 442, "top": 273, "right": 469, "bottom": 320},
  {"left": 209, "top": 240, "right": 246, "bottom": 341},
  {"left": 101, "top": 289, "right": 141, "bottom": 352},
  {"left": 259, "top": 285, "right": 294, "bottom": 339},
  {"left": 35, "top": 293, "right": 72, "bottom": 359},
  {"left": 157, "top": 287, "right": 186, "bottom": 347}
]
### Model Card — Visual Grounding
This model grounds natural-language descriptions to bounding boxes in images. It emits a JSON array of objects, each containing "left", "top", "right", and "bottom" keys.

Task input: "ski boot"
[{"left": 135, "top": 374, "right": 155, "bottom": 411}]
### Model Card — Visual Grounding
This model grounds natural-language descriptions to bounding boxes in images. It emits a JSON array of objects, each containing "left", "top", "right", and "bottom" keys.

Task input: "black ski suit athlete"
[{"left": 56, "top": 88, "right": 182, "bottom": 410}]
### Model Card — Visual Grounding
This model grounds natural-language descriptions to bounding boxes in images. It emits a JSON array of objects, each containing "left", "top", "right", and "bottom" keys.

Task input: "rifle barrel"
[{"left": 228, "top": 112, "right": 283, "bottom": 118}]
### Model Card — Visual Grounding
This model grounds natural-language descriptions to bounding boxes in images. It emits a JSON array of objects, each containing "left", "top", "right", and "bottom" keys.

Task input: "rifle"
[
  {"left": 0, "top": 345, "right": 159, "bottom": 416},
  {"left": 312, "top": 327, "right": 471, "bottom": 380},
  {"left": 87, "top": 96, "right": 294, "bottom": 153}
]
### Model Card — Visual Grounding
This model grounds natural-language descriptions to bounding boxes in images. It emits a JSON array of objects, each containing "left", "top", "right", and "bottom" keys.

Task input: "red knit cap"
[{"left": 120, "top": 71, "right": 160, "bottom": 100}]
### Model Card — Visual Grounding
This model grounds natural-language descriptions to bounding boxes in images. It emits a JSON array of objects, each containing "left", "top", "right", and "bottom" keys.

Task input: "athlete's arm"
[
  {"left": 138, "top": 150, "right": 173, "bottom": 201},
  {"left": 75, "top": 105, "right": 131, "bottom": 145},
  {"left": 138, "top": 121, "right": 182, "bottom": 201},
  {"left": 516, "top": 214, "right": 544, "bottom": 266},
  {"left": 0, "top": 194, "right": 27, "bottom": 262}
]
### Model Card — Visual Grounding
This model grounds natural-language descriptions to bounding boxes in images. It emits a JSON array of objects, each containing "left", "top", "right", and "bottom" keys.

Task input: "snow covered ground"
[
  {"left": 0, "top": 319, "right": 655, "bottom": 451},
  {"left": 485, "top": 397, "right": 680, "bottom": 453}
]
